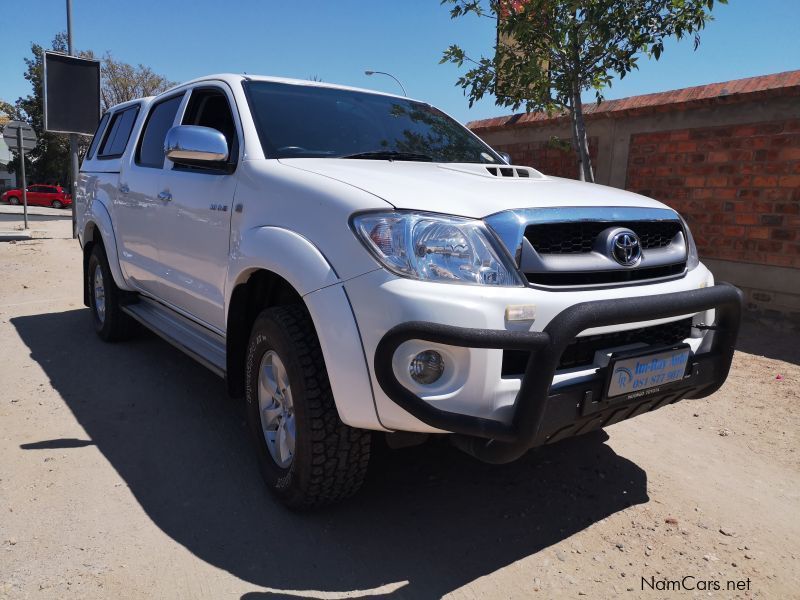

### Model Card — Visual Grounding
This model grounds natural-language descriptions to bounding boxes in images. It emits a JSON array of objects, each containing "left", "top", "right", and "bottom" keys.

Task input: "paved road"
[
  {"left": 1, "top": 233, "right": 798, "bottom": 599},
  {"left": 0, "top": 204, "right": 72, "bottom": 235},
  {"left": 0, "top": 213, "right": 71, "bottom": 225},
  {"left": 0, "top": 203, "right": 71, "bottom": 218}
]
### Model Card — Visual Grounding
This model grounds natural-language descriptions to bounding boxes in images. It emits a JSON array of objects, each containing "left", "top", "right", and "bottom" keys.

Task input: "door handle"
[
  {"left": 158, "top": 190, "right": 172, "bottom": 202},
  {"left": 119, "top": 183, "right": 130, "bottom": 194}
]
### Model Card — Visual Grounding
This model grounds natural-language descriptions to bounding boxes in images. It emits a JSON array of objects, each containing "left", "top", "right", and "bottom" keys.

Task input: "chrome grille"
[
  {"left": 485, "top": 207, "right": 689, "bottom": 289},
  {"left": 524, "top": 221, "right": 682, "bottom": 255}
]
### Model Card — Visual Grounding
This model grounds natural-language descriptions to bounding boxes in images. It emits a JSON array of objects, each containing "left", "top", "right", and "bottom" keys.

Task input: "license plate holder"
[{"left": 605, "top": 344, "right": 692, "bottom": 401}]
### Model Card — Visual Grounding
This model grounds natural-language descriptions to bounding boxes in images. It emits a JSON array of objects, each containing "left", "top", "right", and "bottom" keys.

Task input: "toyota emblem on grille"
[{"left": 612, "top": 230, "right": 641, "bottom": 266}]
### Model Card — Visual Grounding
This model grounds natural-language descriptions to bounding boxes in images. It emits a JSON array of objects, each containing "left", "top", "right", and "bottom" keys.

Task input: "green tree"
[
  {"left": 9, "top": 33, "right": 72, "bottom": 184},
  {"left": 96, "top": 52, "right": 175, "bottom": 111},
  {"left": 441, "top": 0, "right": 726, "bottom": 182},
  {"left": 9, "top": 36, "right": 175, "bottom": 184},
  {"left": 0, "top": 100, "right": 17, "bottom": 118}
]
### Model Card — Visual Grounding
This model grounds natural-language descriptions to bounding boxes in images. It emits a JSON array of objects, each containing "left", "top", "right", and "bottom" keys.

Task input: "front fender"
[
  {"left": 228, "top": 225, "right": 386, "bottom": 431},
  {"left": 227, "top": 226, "right": 340, "bottom": 309}
]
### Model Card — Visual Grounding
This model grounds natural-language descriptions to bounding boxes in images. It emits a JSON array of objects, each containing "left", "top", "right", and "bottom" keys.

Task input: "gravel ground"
[{"left": 1, "top": 227, "right": 798, "bottom": 599}]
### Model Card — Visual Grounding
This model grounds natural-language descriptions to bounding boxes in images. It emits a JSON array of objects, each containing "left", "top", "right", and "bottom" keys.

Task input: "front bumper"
[{"left": 374, "top": 283, "right": 743, "bottom": 463}]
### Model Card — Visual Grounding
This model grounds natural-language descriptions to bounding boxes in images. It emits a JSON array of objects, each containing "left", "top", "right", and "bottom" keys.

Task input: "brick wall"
[
  {"left": 494, "top": 138, "right": 599, "bottom": 180},
  {"left": 626, "top": 120, "right": 800, "bottom": 269},
  {"left": 470, "top": 71, "right": 800, "bottom": 324}
]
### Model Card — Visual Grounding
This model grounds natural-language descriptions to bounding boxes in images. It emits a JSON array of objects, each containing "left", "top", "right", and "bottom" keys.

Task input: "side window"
[
  {"left": 180, "top": 88, "right": 238, "bottom": 169},
  {"left": 136, "top": 94, "right": 184, "bottom": 169},
  {"left": 98, "top": 106, "right": 139, "bottom": 158},
  {"left": 86, "top": 112, "right": 110, "bottom": 160},
  {"left": 28, "top": 185, "right": 42, "bottom": 193}
]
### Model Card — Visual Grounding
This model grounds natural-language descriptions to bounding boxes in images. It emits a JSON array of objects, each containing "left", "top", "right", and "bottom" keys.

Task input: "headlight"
[
  {"left": 352, "top": 211, "right": 524, "bottom": 286},
  {"left": 679, "top": 216, "right": 700, "bottom": 270}
]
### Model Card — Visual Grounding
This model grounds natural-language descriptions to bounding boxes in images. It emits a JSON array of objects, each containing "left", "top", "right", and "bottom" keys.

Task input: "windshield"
[{"left": 243, "top": 80, "right": 502, "bottom": 163}]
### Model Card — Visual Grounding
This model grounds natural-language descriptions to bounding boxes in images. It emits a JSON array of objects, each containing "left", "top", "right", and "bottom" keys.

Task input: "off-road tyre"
[
  {"left": 245, "top": 304, "right": 371, "bottom": 509},
  {"left": 87, "top": 243, "right": 134, "bottom": 342}
]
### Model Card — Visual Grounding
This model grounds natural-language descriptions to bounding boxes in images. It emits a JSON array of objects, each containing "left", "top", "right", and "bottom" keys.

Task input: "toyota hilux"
[{"left": 76, "top": 74, "right": 742, "bottom": 508}]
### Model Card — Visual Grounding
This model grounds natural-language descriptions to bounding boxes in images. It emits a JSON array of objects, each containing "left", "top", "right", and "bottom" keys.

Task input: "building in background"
[{"left": 469, "top": 70, "right": 800, "bottom": 326}]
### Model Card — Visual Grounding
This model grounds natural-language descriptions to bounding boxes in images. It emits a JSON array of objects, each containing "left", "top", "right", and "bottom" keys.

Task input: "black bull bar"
[{"left": 374, "top": 283, "right": 743, "bottom": 464}]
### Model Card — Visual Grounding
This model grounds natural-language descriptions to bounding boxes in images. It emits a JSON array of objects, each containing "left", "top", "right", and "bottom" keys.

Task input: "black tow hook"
[{"left": 693, "top": 323, "right": 723, "bottom": 331}]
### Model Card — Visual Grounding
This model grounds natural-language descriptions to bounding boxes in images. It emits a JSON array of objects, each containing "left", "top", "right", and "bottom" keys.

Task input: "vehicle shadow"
[
  {"left": 736, "top": 320, "right": 800, "bottom": 365},
  {"left": 13, "top": 309, "right": 649, "bottom": 598}
]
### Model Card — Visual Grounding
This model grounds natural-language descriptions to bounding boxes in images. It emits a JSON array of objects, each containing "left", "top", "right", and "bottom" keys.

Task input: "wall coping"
[{"left": 468, "top": 70, "right": 800, "bottom": 133}]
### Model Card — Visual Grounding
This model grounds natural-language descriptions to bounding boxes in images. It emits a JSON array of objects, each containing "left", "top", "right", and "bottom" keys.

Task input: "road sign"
[
  {"left": 2, "top": 120, "right": 36, "bottom": 229},
  {"left": 2, "top": 120, "right": 37, "bottom": 152}
]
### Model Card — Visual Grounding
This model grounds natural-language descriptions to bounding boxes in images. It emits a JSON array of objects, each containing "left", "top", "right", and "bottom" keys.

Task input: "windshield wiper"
[{"left": 340, "top": 150, "right": 434, "bottom": 162}]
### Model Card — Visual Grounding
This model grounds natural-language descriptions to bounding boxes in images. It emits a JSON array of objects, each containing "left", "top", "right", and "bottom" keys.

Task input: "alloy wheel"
[
  {"left": 257, "top": 350, "right": 296, "bottom": 468},
  {"left": 93, "top": 266, "right": 106, "bottom": 324}
]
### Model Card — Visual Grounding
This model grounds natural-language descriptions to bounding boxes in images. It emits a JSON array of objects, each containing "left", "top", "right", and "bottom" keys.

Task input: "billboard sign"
[{"left": 44, "top": 51, "right": 101, "bottom": 135}]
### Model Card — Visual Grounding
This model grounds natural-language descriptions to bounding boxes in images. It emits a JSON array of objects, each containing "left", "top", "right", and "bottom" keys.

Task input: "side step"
[{"left": 122, "top": 298, "right": 226, "bottom": 377}]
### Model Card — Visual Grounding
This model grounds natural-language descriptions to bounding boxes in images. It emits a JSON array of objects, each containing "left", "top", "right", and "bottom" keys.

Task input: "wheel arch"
[
  {"left": 225, "top": 225, "right": 384, "bottom": 429},
  {"left": 225, "top": 226, "right": 339, "bottom": 392},
  {"left": 225, "top": 264, "right": 384, "bottom": 431},
  {"left": 82, "top": 222, "right": 99, "bottom": 306},
  {"left": 81, "top": 200, "right": 132, "bottom": 298},
  {"left": 226, "top": 268, "right": 304, "bottom": 398}
]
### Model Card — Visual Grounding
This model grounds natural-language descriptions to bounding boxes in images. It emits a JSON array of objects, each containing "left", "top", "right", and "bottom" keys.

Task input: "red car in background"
[{"left": 1, "top": 184, "right": 72, "bottom": 208}]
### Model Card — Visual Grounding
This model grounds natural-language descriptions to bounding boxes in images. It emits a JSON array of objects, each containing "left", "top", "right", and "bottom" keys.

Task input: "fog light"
[{"left": 409, "top": 350, "right": 445, "bottom": 385}]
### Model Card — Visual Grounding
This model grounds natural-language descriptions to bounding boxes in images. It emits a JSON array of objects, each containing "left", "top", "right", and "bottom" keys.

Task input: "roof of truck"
[
  {"left": 106, "top": 73, "right": 419, "bottom": 114},
  {"left": 108, "top": 97, "right": 153, "bottom": 111},
  {"left": 163, "top": 73, "right": 417, "bottom": 102}
]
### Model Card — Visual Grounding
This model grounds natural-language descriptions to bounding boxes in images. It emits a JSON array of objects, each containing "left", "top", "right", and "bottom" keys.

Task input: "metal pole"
[
  {"left": 17, "top": 128, "right": 28, "bottom": 230},
  {"left": 69, "top": 136, "right": 79, "bottom": 236},
  {"left": 67, "top": 0, "right": 79, "bottom": 239},
  {"left": 66, "top": 0, "right": 73, "bottom": 50}
]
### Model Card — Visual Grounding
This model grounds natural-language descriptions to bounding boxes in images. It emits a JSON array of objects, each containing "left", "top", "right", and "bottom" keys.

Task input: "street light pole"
[
  {"left": 67, "top": 0, "right": 79, "bottom": 239},
  {"left": 364, "top": 70, "right": 407, "bottom": 96}
]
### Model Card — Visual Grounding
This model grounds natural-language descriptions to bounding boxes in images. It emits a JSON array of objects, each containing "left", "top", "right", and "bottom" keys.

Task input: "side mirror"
[
  {"left": 164, "top": 125, "right": 229, "bottom": 166},
  {"left": 498, "top": 151, "right": 512, "bottom": 165}
]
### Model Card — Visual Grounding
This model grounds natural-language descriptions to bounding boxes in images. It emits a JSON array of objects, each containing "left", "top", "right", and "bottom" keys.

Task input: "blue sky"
[{"left": 2, "top": 0, "right": 798, "bottom": 124}]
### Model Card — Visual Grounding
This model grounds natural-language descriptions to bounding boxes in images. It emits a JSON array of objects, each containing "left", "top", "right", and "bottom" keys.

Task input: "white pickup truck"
[{"left": 76, "top": 74, "right": 742, "bottom": 508}]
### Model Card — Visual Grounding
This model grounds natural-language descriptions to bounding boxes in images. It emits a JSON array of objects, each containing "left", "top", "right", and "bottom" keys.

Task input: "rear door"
[
  {"left": 154, "top": 84, "right": 241, "bottom": 331},
  {"left": 41, "top": 186, "right": 61, "bottom": 207},
  {"left": 114, "top": 95, "right": 183, "bottom": 296}
]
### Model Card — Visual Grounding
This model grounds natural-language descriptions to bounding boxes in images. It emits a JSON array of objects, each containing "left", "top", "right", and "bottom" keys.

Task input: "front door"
[
  {"left": 154, "top": 85, "right": 241, "bottom": 332},
  {"left": 26, "top": 185, "right": 46, "bottom": 206}
]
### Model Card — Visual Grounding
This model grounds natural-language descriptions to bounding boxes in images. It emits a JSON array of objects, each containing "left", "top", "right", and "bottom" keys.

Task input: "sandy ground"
[{"left": 1, "top": 219, "right": 798, "bottom": 599}]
